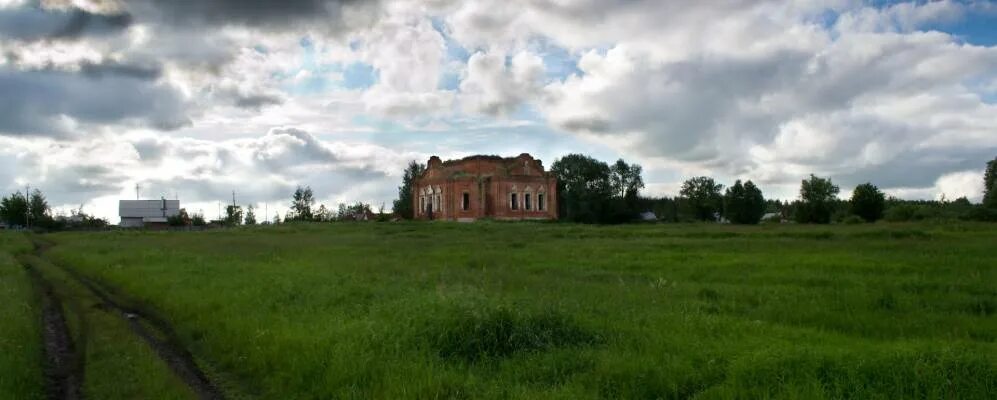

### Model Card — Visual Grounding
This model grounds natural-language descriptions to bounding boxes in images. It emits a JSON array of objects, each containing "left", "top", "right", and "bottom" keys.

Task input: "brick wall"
[{"left": 412, "top": 154, "right": 558, "bottom": 221}]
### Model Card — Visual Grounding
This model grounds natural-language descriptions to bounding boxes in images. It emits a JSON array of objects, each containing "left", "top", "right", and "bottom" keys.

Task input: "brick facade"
[{"left": 413, "top": 153, "right": 558, "bottom": 221}]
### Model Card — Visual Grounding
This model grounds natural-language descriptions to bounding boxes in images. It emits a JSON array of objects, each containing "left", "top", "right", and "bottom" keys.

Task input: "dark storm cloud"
[
  {"left": 136, "top": 0, "right": 377, "bottom": 29},
  {"left": 233, "top": 92, "right": 284, "bottom": 109},
  {"left": 79, "top": 61, "right": 161, "bottom": 80},
  {"left": 835, "top": 147, "right": 997, "bottom": 189},
  {"left": 47, "top": 164, "right": 125, "bottom": 194},
  {"left": 558, "top": 117, "right": 610, "bottom": 133},
  {"left": 0, "top": 68, "right": 189, "bottom": 137},
  {"left": 0, "top": 5, "right": 131, "bottom": 41},
  {"left": 51, "top": 9, "right": 132, "bottom": 39},
  {"left": 131, "top": 137, "right": 168, "bottom": 161}
]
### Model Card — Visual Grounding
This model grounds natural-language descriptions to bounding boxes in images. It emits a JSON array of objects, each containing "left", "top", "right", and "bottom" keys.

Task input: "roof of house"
[{"left": 119, "top": 199, "right": 180, "bottom": 218}]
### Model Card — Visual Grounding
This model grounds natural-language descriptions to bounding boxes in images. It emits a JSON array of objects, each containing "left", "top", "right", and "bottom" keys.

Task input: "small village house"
[{"left": 119, "top": 198, "right": 180, "bottom": 228}]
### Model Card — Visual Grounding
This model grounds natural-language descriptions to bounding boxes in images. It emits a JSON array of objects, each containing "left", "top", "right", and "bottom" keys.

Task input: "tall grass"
[
  {"left": 42, "top": 222, "right": 997, "bottom": 399},
  {"left": 428, "top": 306, "right": 600, "bottom": 362},
  {"left": 0, "top": 232, "right": 43, "bottom": 400},
  {"left": 21, "top": 252, "right": 197, "bottom": 399}
]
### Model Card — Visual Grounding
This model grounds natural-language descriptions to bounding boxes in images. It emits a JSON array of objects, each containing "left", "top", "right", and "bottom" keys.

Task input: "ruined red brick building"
[{"left": 413, "top": 154, "right": 558, "bottom": 221}]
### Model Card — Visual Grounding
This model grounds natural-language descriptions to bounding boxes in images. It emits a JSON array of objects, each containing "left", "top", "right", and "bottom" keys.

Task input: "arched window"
[
  {"left": 525, "top": 193, "right": 532, "bottom": 210},
  {"left": 462, "top": 192, "right": 470, "bottom": 211},
  {"left": 538, "top": 193, "right": 545, "bottom": 211},
  {"left": 510, "top": 193, "right": 518, "bottom": 210},
  {"left": 432, "top": 186, "right": 442, "bottom": 212}
]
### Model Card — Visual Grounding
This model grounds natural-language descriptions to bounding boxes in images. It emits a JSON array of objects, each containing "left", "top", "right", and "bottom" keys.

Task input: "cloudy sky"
[{"left": 2, "top": 0, "right": 996, "bottom": 221}]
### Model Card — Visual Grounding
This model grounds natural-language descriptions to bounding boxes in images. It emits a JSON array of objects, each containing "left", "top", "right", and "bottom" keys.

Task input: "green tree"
[
  {"left": 191, "top": 212, "right": 206, "bottom": 226},
  {"left": 796, "top": 174, "right": 839, "bottom": 224},
  {"left": 0, "top": 192, "right": 28, "bottom": 226},
  {"left": 337, "top": 202, "right": 373, "bottom": 221},
  {"left": 1, "top": 189, "right": 53, "bottom": 228},
  {"left": 315, "top": 204, "right": 331, "bottom": 222},
  {"left": 680, "top": 176, "right": 724, "bottom": 221},
  {"left": 168, "top": 208, "right": 191, "bottom": 226},
  {"left": 551, "top": 154, "right": 614, "bottom": 223},
  {"left": 290, "top": 186, "right": 315, "bottom": 221},
  {"left": 724, "top": 180, "right": 746, "bottom": 223},
  {"left": 609, "top": 159, "right": 645, "bottom": 200},
  {"left": 723, "top": 180, "right": 766, "bottom": 224},
  {"left": 850, "top": 183, "right": 885, "bottom": 222},
  {"left": 244, "top": 205, "right": 257, "bottom": 225},
  {"left": 724, "top": 179, "right": 766, "bottom": 224},
  {"left": 393, "top": 161, "right": 427, "bottom": 219},
  {"left": 984, "top": 157, "right": 997, "bottom": 209},
  {"left": 225, "top": 205, "right": 243, "bottom": 226},
  {"left": 28, "top": 189, "right": 49, "bottom": 223},
  {"left": 743, "top": 181, "right": 766, "bottom": 224}
]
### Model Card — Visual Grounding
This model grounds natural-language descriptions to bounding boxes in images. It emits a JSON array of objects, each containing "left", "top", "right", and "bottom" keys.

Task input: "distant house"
[
  {"left": 762, "top": 212, "right": 782, "bottom": 222},
  {"left": 119, "top": 199, "right": 179, "bottom": 228},
  {"left": 639, "top": 211, "right": 657, "bottom": 222}
]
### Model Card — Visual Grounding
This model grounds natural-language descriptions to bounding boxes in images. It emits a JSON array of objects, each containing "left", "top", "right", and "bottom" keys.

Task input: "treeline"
[
  {"left": 549, "top": 154, "right": 997, "bottom": 224},
  {"left": 388, "top": 153, "right": 996, "bottom": 224},
  {"left": 0, "top": 189, "right": 109, "bottom": 230},
  {"left": 543, "top": 154, "right": 644, "bottom": 224},
  {"left": 546, "top": 154, "right": 776, "bottom": 224},
  {"left": 170, "top": 185, "right": 391, "bottom": 227}
]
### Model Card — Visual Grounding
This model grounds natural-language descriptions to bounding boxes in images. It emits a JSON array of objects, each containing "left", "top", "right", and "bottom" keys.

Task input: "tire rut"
[
  {"left": 20, "top": 258, "right": 84, "bottom": 400},
  {"left": 30, "top": 238, "right": 225, "bottom": 400}
]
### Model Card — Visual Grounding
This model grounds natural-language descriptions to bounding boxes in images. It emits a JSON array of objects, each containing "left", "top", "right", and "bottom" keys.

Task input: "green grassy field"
[
  {"left": 6, "top": 222, "right": 997, "bottom": 398},
  {"left": 0, "top": 232, "right": 43, "bottom": 399},
  {"left": 21, "top": 252, "right": 198, "bottom": 399}
]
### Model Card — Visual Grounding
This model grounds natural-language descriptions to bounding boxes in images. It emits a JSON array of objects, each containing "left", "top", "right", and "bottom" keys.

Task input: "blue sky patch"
[
  {"left": 929, "top": 9, "right": 997, "bottom": 46},
  {"left": 342, "top": 63, "right": 377, "bottom": 90}
]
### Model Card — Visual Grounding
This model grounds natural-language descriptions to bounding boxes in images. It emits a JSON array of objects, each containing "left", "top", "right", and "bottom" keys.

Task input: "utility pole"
[
  {"left": 25, "top": 184, "right": 30, "bottom": 229},
  {"left": 265, "top": 203, "right": 268, "bottom": 225},
  {"left": 232, "top": 191, "right": 236, "bottom": 207},
  {"left": 135, "top": 183, "right": 140, "bottom": 200}
]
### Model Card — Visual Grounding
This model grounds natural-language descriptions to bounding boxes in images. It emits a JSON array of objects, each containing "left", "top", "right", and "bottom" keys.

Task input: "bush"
[
  {"left": 884, "top": 204, "right": 918, "bottom": 222},
  {"left": 842, "top": 215, "right": 865, "bottom": 224},
  {"left": 960, "top": 206, "right": 997, "bottom": 222},
  {"left": 831, "top": 209, "right": 851, "bottom": 224}
]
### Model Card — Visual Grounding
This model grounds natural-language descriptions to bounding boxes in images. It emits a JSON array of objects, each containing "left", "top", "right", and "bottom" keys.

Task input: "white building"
[{"left": 119, "top": 199, "right": 180, "bottom": 227}]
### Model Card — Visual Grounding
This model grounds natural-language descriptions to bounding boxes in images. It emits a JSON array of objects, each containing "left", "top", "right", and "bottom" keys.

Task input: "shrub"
[
  {"left": 960, "top": 206, "right": 997, "bottom": 222},
  {"left": 842, "top": 215, "right": 865, "bottom": 224},
  {"left": 884, "top": 204, "right": 918, "bottom": 222}
]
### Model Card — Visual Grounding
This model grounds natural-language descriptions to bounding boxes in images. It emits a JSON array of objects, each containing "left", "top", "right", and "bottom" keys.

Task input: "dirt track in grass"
[
  {"left": 28, "top": 237, "right": 225, "bottom": 400},
  {"left": 64, "top": 268, "right": 224, "bottom": 400},
  {"left": 20, "top": 257, "right": 84, "bottom": 400}
]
